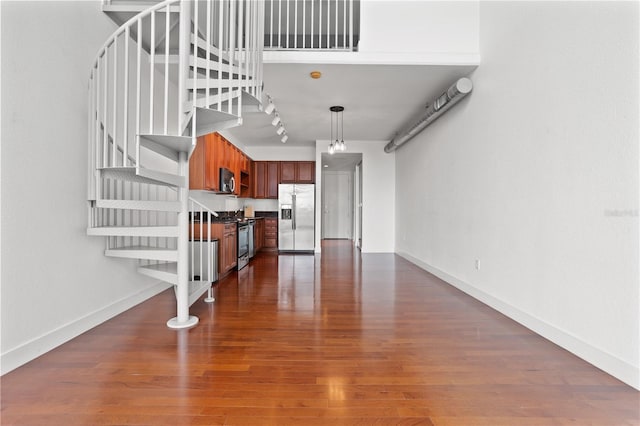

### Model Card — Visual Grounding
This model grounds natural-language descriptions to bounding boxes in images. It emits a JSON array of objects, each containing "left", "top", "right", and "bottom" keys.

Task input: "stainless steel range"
[{"left": 237, "top": 221, "right": 249, "bottom": 270}]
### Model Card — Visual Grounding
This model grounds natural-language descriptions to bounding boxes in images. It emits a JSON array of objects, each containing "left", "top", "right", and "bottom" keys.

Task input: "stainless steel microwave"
[{"left": 219, "top": 167, "right": 235, "bottom": 193}]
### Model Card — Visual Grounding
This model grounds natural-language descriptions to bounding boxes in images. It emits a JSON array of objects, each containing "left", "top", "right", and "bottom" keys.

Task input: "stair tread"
[
  {"left": 95, "top": 199, "right": 181, "bottom": 212},
  {"left": 139, "top": 134, "right": 193, "bottom": 156},
  {"left": 194, "top": 107, "right": 242, "bottom": 136},
  {"left": 99, "top": 166, "right": 185, "bottom": 188},
  {"left": 109, "top": 245, "right": 178, "bottom": 251},
  {"left": 105, "top": 246, "right": 178, "bottom": 261},
  {"left": 88, "top": 225, "right": 180, "bottom": 237},
  {"left": 187, "top": 78, "right": 250, "bottom": 89},
  {"left": 139, "top": 262, "right": 178, "bottom": 272}
]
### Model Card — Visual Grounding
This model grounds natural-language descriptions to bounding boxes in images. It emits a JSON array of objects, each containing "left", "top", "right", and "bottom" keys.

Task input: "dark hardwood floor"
[{"left": 2, "top": 240, "right": 638, "bottom": 425}]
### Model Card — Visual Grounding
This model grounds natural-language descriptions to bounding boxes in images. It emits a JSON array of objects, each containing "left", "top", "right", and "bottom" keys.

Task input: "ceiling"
[{"left": 225, "top": 62, "right": 477, "bottom": 148}]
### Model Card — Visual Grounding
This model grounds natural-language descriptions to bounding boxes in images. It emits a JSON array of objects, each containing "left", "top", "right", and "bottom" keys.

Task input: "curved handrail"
[{"left": 90, "top": 0, "right": 179, "bottom": 73}]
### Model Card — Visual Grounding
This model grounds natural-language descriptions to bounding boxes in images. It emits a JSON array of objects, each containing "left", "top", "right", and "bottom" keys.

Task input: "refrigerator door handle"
[{"left": 292, "top": 193, "right": 297, "bottom": 230}]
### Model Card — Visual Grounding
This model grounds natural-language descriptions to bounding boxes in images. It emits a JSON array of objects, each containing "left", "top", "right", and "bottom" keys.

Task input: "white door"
[{"left": 322, "top": 171, "right": 352, "bottom": 239}]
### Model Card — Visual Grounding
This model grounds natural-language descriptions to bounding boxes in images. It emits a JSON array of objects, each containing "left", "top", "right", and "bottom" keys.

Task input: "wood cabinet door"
[
  {"left": 279, "top": 161, "right": 296, "bottom": 183},
  {"left": 205, "top": 133, "right": 220, "bottom": 190},
  {"left": 247, "top": 159, "right": 254, "bottom": 198},
  {"left": 253, "top": 161, "right": 266, "bottom": 199},
  {"left": 258, "top": 219, "right": 265, "bottom": 251},
  {"left": 189, "top": 136, "right": 206, "bottom": 190},
  {"left": 266, "top": 161, "right": 279, "bottom": 199},
  {"left": 297, "top": 161, "right": 315, "bottom": 183},
  {"left": 224, "top": 226, "right": 237, "bottom": 271}
]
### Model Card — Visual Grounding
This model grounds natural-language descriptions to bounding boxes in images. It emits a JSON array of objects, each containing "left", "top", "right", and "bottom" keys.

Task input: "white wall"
[
  {"left": 316, "top": 140, "right": 394, "bottom": 253},
  {"left": 395, "top": 1, "right": 639, "bottom": 389},
  {"left": 0, "top": 2, "right": 170, "bottom": 374},
  {"left": 359, "top": 0, "right": 479, "bottom": 56}
]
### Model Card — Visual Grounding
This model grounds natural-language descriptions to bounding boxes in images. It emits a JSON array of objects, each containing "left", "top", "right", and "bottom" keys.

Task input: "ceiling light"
[
  {"left": 281, "top": 134, "right": 289, "bottom": 143},
  {"left": 264, "top": 94, "right": 276, "bottom": 115},
  {"left": 276, "top": 125, "right": 285, "bottom": 135},
  {"left": 310, "top": 71, "right": 322, "bottom": 79},
  {"left": 328, "top": 106, "right": 345, "bottom": 155},
  {"left": 271, "top": 115, "right": 281, "bottom": 126},
  {"left": 264, "top": 102, "right": 275, "bottom": 115}
]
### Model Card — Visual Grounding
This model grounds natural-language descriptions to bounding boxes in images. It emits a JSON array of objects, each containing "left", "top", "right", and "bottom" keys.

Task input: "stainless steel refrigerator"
[{"left": 278, "top": 184, "right": 315, "bottom": 252}]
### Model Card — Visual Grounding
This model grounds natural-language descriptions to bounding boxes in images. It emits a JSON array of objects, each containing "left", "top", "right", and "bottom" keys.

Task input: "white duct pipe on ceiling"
[{"left": 384, "top": 77, "right": 473, "bottom": 153}]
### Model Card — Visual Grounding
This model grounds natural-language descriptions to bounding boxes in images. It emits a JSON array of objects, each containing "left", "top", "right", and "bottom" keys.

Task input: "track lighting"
[
  {"left": 264, "top": 93, "right": 290, "bottom": 143},
  {"left": 264, "top": 94, "right": 276, "bottom": 115},
  {"left": 264, "top": 102, "right": 275, "bottom": 115}
]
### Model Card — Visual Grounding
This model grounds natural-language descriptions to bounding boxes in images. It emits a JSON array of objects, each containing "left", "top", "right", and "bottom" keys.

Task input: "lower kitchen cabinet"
[
  {"left": 254, "top": 218, "right": 265, "bottom": 253},
  {"left": 221, "top": 223, "right": 237, "bottom": 274},
  {"left": 264, "top": 218, "right": 278, "bottom": 249},
  {"left": 190, "top": 222, "right": 237, "bottom": 277}
]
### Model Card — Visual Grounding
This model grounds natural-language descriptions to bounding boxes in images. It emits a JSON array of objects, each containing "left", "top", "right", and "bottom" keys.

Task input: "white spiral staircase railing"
[{"left": 87, "top": 0, "right": 264, "bottom": 329}]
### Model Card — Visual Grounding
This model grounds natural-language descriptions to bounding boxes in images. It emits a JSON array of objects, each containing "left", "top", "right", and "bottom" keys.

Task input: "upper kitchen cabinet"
[
  {"left": 280, "top": 161, "right": 315, "bottom": 184},
  {"left": 253, "top": 161, "right": 280, "bottom": 199},
  {"left": 189, "top": 133, "right": 218, "bottom": 191},
  {"left": 189, "top": 132, "right": 252, "bottom": 196}
]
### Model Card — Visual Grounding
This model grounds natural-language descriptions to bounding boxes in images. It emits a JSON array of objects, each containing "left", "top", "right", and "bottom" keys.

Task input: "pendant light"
[{"left": 329, "top": 106, "right": 345, "bottom": 155}]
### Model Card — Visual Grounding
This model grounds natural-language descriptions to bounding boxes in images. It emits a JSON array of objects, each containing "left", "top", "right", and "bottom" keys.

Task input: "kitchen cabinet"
[
  {"left": 254, "top": 218, "right": 264, "bottom": 252},
  {"left": 296, "top": 161, "right": 315, "bottom": 183},
  {"left": 239, "top": 158, "right": 252, "bottom": 198},
  {"left": 279, "top": 161, "right": 316, "bottom": 184},
  {"left": 190, "top": 132, "right": 252, "bottom": 196},
  {"left": 253, "top": 161, "right": 280, "bottom": 199},
  {"left": 190, "top": 221, "right": 237, "bottom": 276},
  {"left": 221, "top": 223, "right": 237, "bottom": 274},
  {"left": 189, "top": 133, "right": 217, "bottom": 191},
  {"left": 264, "top": 218, "right": 278, "bottom": 249}
]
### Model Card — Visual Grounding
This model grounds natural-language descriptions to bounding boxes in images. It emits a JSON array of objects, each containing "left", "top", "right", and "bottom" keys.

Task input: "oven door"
[{"left": 237, "top": 225, "right": 249, "bottom": 258}]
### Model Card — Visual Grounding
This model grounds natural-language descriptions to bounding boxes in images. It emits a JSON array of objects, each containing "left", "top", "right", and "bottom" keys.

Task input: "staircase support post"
[
  {"left": 167, "top": 151, "right": 198, "bottom": 329},
  {"left": 167, "top": 0, "right": 198, "bottom": 329}
]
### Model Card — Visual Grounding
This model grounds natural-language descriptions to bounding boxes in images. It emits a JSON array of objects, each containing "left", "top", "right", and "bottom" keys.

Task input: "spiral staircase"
[{"left": 86, "top": 0, "right": 264, "bottom": 328}]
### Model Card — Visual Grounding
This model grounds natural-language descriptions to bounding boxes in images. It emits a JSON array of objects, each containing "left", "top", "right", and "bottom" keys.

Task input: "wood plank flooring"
[{"left": 2, "top": 240, "right": 638, "bottom": 425}]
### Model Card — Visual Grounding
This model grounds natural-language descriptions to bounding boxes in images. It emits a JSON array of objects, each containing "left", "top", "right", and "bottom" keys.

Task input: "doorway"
[
  {"left": 322, "top": 171, "right": 353, "bottom": 239},
  {"left": 320, "top": 153, "right": 363, "bottom": 243}
]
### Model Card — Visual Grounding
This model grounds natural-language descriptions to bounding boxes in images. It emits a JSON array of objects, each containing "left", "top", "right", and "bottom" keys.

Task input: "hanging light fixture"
[{"left": 329, "top": 106, "right": 345, "bottom": 155}]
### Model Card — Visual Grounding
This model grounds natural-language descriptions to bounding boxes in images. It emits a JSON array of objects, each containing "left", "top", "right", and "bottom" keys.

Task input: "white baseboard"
[
  {"left": 396, "top": 251, "right": 640, "bottom": 391},
  {"left": 0, "top": 281, "right": 172, "bottom": 376}
]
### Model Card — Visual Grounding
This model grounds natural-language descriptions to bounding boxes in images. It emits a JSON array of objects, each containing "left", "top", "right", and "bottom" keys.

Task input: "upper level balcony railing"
[{"left": 264, "top": 0, "right": 360, "bottom": 51}]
